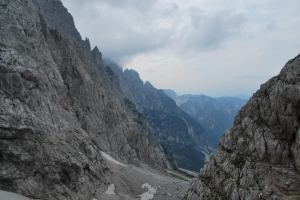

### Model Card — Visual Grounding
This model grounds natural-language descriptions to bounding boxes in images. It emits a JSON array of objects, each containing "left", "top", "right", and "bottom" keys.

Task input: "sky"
[{"left": 61, "top": 0, "right": 300, "bottom": 97}]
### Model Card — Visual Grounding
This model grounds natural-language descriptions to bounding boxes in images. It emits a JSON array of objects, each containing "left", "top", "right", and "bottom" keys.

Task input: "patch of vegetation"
[{"left": 167, "top": 170, "right": 192, "bottom": 181}]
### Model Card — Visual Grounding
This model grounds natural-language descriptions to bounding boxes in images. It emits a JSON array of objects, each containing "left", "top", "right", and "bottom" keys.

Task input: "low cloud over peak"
[{"left": 62, "top": 0, "right": 300, "bottom": 96}]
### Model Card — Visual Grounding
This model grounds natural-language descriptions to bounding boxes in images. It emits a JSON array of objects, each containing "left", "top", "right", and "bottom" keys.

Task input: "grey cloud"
[
  {"left": 264, "top": 21, "right": 276, "bottom": 31},
  {"left": 62, "top": 0, "right": 172, "bottom": 60},
  {"left": 61, "top": 0, "right": 300, "bottom": 96},
  {"left": 100, "top": 0, "right": 157, "bottom": 10},
  {"left": 159, "top": 2, "right": 179, "bottom": 16},
  {"left": 62, "top": 0, "right": 246, "bottom": 59},
  {"left": 181, "top": 9, "right": 246, "bottom": 51}
]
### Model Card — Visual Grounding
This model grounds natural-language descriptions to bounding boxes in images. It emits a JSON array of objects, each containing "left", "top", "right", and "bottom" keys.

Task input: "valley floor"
[{"left": 99, "top": 151, "right": 189, "bottom": 200}]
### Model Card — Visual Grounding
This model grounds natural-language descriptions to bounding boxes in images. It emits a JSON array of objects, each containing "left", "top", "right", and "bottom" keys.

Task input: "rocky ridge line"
[
  {"left": 185, "top": 54, "right": 300, "bottom": 200},
  {"left": 0, "top": 0, "right": 166, "bottom": 199}
]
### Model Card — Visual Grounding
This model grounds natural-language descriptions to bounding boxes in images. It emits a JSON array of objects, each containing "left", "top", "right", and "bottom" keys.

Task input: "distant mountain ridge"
[
  {"left": 106, "top": 63, "right": 213, "bottom": 171},
  {"left": 164, "top": 90, "right": 247, "bottom": 145}
]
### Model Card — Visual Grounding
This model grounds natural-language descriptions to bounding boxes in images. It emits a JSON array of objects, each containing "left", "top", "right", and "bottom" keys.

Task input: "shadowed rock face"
[
  {"left": 107, "top": 64, "right": 212, "bottom": 171},
  {"left": 185, "top": 55, "right": 300, "bottom": 200},
  {"left": 0, "top": 0, "right": 166, "bottom": 199}
]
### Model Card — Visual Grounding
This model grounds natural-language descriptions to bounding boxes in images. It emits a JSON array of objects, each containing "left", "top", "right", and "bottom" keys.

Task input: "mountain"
[
  {"left": 107, "top": 63, "right": 212, "bottom": 171},
  {"left": 0, "top": 0, "right": 168, "bottom": 199},
  {"left": 185, "top": 54, "right": 300, "bottom": 199},
  {"left": 164, "top": 91, "right": 247, "bottom": 145}
]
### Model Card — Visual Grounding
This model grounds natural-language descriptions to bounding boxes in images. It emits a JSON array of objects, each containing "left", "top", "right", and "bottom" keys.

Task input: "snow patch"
[
  {"left": 202, "top": 150, "right": 210, "bottom": 162},
  {"left": 100, "top": 151, "right": 128, "bottom": 167},
  {"left": 105, "top": 184, "right": 116, "bottom": 195},
  {"left": 0, "top": 190, "right": 31, "bottom": 200},
  {"left": 201, "top": 145, "right": 214, "bottom": 162},
  {"left": 140, "top": 183, "right": 157, "bottom": 200}
]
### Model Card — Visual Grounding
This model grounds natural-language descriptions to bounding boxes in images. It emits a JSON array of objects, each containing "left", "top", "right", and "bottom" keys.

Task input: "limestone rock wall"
[
  {"left": 0, "top": 0, "right": 166, "bottom": 199},
  {"left": 185, "top": 54, "right": 300, "bottom": 200}
]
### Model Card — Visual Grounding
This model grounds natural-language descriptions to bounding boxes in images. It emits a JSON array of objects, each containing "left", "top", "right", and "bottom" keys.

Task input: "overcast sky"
[{"left": 61, "top": 0, "right": 300, "bottom": 97}]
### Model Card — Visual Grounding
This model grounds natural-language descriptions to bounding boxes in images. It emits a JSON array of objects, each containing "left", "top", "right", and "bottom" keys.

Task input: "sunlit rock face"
[
  {"left": 0, "top": 0, "right": 167, "bottom": 199},
  {"left": 185, "top": 54, "right": 300, "bottom": 200}
]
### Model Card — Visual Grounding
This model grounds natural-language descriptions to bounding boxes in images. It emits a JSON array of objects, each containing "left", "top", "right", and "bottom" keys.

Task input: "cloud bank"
[{"left": 61, "top": 0, "right": 300, "bottom": 96}]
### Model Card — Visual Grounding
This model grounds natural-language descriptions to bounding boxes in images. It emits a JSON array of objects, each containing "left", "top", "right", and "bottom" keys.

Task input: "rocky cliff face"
[
  {"left": 0, "top": 0, "right": 166, "bottom": 199},
  {"left": 164, "top": 90, "right": 246, "bottom": 145},
  {"left": 185, "top": 55, "right": 300, "bottom": 200},
  {"left": 107, "top": 64, "right": 212, "bottom": 171}
]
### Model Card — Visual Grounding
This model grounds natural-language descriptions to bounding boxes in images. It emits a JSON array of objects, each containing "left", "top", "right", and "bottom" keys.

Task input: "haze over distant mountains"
[
  {"left": 106, "top": 62, "right": 213, "bottom": 171},
  {"left": 164, "top": 90, "right": 247, "bottom": 145}
]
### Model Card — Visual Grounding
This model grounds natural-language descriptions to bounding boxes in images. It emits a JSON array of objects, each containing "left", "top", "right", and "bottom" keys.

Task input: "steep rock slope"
[
  {"left": 107, "top": 64, "right": 212, "bottom": 171},
  {"left": 185, "top": 54, "right": 300, "bottom": 200},
  {"left": 164, "top": 90, "right": 246, "bottom": 145},
  {"left": 0, "top": 0, "right": 166, "bottom": 199}
]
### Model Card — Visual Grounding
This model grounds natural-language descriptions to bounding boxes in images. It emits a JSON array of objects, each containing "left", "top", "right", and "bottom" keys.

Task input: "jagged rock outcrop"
[
  {"left": 164, "top": 90, "right": 246, "bottom": 145},
  {"left": 0, "top": 0, "right": 166, "bottom": 199},
  {"left": 185, "top": 55, "right": 300, "bottom": 200},
  {"left": 107, "top": 63, "right": 212, "bottom": 171}
]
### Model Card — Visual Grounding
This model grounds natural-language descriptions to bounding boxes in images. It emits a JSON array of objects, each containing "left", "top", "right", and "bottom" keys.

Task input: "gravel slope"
[{"left": 99, "top": 152, "right": 189, "bottom": 200}]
